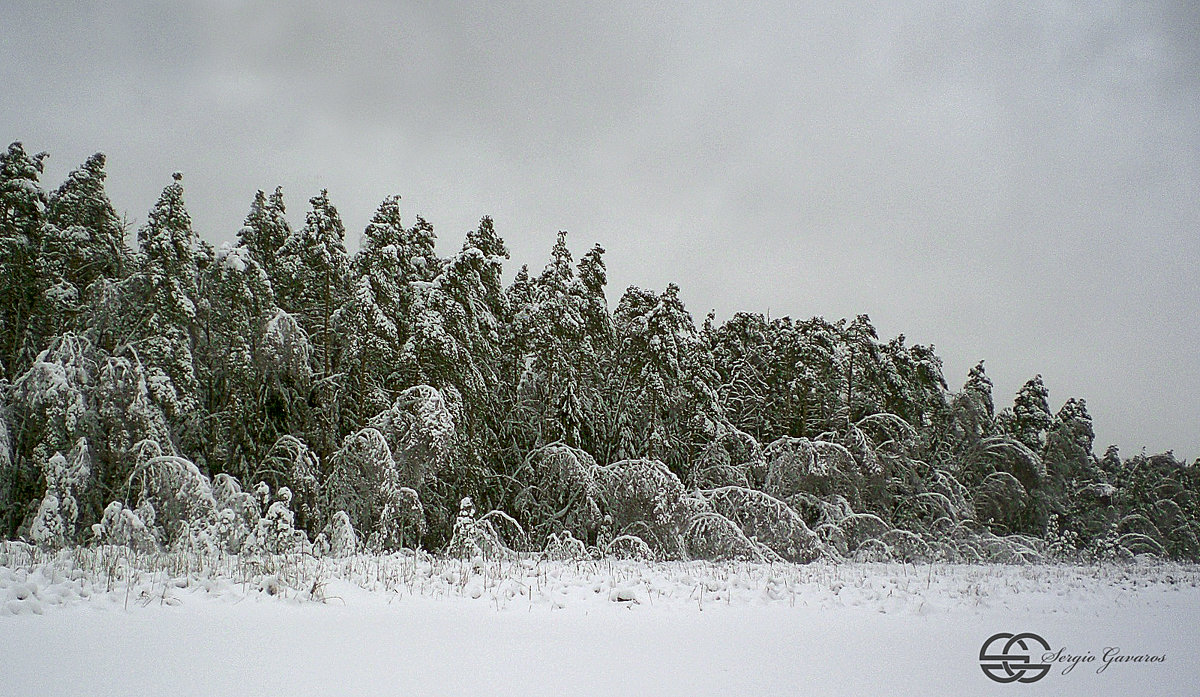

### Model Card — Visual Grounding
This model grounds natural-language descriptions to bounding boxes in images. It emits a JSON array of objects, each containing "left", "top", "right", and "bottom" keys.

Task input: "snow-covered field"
[{"left": 2, "top": 544, "right": 1198, "bottom": 696}]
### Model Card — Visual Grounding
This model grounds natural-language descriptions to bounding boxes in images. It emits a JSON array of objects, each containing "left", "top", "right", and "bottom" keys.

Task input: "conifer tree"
[
  {"left": 276, "top": 190, "right": 349, "bottom": 378},
  {"left": 138, "top": 173, "right": 199, "bottom": 324},
  {"left": 44, "top": 153, "right": 129, "bottom": 301},
  {"left": 837, "top": 314, "right": 882, "bottom": 429},
  {"left": 275, "top": 190, "right": 350, "bottom": 456},
  {"left": 236, "top": 186, "right": 291, "bottom": 287},
  {"left": 964, "top": 360, "right": 995, "bottom": 420},
  {"left": 132, "top": 173, "right": 203, "bottom": 441},
  {"left": 0, "top": 142, "right": 50, "bottom": 379},
  {"left": 340, "top": 196, "right": 410, "bottom": 423},
  {"left": 577, "top": 243, "right": 613, "bottom": 346},
  {"left": 196, "top": 244, "right": 276, "bottom": 478},
  {"left": 508, "top": 232, "right": 604, "bottom": 451},
  {"left": 1006, "top": 374, "right": 1053, "bottom": 452},
  {"left": 612, "top": 283, "right": 722, "bottom": 473},
  {"left": 1044, "top": 397, "right": 1095, "bottom": 481}
]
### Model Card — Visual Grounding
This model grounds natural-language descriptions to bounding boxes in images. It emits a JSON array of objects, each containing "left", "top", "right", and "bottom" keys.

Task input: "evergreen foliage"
[{"left": 2, "top": 140, "right": 1197, "bottom": 564}]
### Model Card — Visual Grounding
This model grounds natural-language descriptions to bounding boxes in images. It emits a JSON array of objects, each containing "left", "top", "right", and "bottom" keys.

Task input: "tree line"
[{"left": 2, "top": 141, "right": 1197, "bottom": 562}]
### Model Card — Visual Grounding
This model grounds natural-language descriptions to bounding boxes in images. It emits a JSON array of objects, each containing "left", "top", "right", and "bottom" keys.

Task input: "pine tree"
[
  {"left": 195, "top": 244, "right": 276, "bottom": 478},
  {"left": 507, "top": 232, "right": 603, "bottom": 451},
  {"left": 1006, "top": 375, "right": 1053, "bottom": 453},
  {"left": 577, "top": 243, "right": 613, "bottom": 346},
  {"left": 878, "top": 336, "right": 947, "bottom": 432},
  {"left": 837, "top": 314, "right": 882, "bottom": 430},
  {"left": 276, "top": 190, "right": 349, "bottom": 378},
  {"left": 1044, "top": 397, "right": 1095, "bottom": 481},
  {"left": 0, "top": 142, "right": 51, "bottom": 379},
  {"left": 462, "top": 215, "right": 511, "bottom": 337},
  {"left": 44, "top": 153, "right": 129, "bottom": 303},
  {"left": 236, "top": 186, "right": 291, "bottom": 287},
  {"left": 133, "top": 173, "right": 202, "bottom": 436},
  {"left": 138, "top": 173, "right": 199, "bottom": 323},
  {"left": 433, "top": 220, "right": 509, "bottom": 423},
  {"left": 964, "top": 360, "right": 994, "bottom": 420},
  {"left": 272, "top": 190, "right": 351, "bottom": 457},
  {"left": 340, "top": 196, "right": 408, "bottom": 424},
  {"left": 612, "top": 283, "right": 722, "bottom": 473}
]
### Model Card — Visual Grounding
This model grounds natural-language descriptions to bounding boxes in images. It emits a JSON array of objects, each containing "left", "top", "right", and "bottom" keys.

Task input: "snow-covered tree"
[
  {"left": 131, "top": 172, "right": 204, "bottom": 446},
  {"left": 276, "top": 190, "right": 349, "bottom": 379},
  {"left": 236, "top": 186, "right": 291, "bottom": 286},
  {"left": 43, "top": 153, "right": 129, "bottom": 307},
  {"left": 29, "top": 440, "right": 90, "bottom": 548},
  {"left": 512, "top": 442, "right": 602, "bottom": 543},
  {"left": 274, "top": 190, "right": 350, "bottom": 455},
  {"left": 91, "top": 348, "right": 173, "bottom": 499},
  {"left": 1002, "top": 375, "right": 1053, "bottom": 453},
  {"left": 256, "top": 311, "right": 314, "bottom": 452},
  {"left": 502, "top": 232, "right": 608, "bottom": 452},
  {"left": 0, "top": 142, "right": 50, "bottom": 379},
  {"left": 342, "top": 197, "right": 406, "bottom": 403},
  {"left": 315, "top": 510, "right": 358, "bottom": 557},
  {"left": 964, "top": 360, "right": 995, "bottom": 421},
  {"left": 195, "top": 244, "right": 276, "bottom": 478},
  {"left": 137, "top": 172, "right": 199, "bottom": 325},
  {"left": 611, "top": 283, "right": 722, "bottom": 473}
]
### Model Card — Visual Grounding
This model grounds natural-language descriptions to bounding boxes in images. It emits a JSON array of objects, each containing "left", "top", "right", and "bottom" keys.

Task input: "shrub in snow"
[
  {"left": 594, "top": 458, "right": 686, "bottom": 544},
  {"left": 92, "top": 351, "right": 174, "bottom": 476},
  {"left": 513, "top": 442, "right": 601, "bottom": 544},
  {"left": 764, "top": 436, "right": 857, "bottom": 500},
  {"left": 602, "top": 534, "right": 656, "bottom": 559},
  {"left": 595, "top": 513, "right": 614, "bottom": 551},
  {"left": 866, "top": 529, "right": 934, "bottom": 562},
  {"left": 834, "top": 412, "right": 918, "bottom": 478},
  {"left": 831, "top": 512, "right": 892, "bottom": 552},
  {"left": 541, "top": 530, "right": 588, "bottom": 561},
  {"left": 370, "top": 485, "right": 426, "bottom": 552},
  {"left": 689, "top": 428, "right": 764, "bottom": 490},
  {"left": 29, "top": 493, "right": 68, "bottom": 549},
  {"left": 254, "top": 480, "right": 272, "bottom": 511},
  {"left": 367, "top": 385, "right": 465, "bottom": 542},
  {"left": 126, "top": 446, "right": 217, "bottom": 543},
  {"left": 211, "top": 473, "right": 261, "bottom": 552},
  {"left": 243, "top": 485, "right": 304, "bottom": 555},
  {"left": 446, "top": 496, "right": 478, "bottom": 557},
  {"left": 91, "top": 500, "right": 157, "bottom": 552},
  {"left": 327, "top": 427, "right": 405, "bottom": 538},
  {"left": 214, "top": 474, "right": 260, "bottom": 526},
  {"left": 29, "top": 440, "right": 91, "bottom": 549},
  {"left": 263, "top": 435, "right": 321, "bottom": 533},
  {"left": 680, "top": 499, "right": 764, "bottom": 561},
  {"left": 787, "top": 491, "right": 855, "bottom": 530},
  {"left": 972, "top": 470, "right": 1031, "bottom": 533},
  {"left": 593, "top": 457, "right": 755, "bottom": 560},
  {"left": 315, "top": 510, "right": 358, "bottom": 557},
  {"left": 700, "top": 486, "right": 825, "bottom": 562},
  {"left": 446, "top": 496, "right": 522, "bottom": 559}
]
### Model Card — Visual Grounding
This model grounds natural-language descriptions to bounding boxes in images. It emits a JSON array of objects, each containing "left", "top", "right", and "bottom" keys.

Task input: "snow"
[
  {"left": 215, "top": 243, "right": 248, "bottom": 272},
  {"left": 2, "top": 545, "right": 1198, "bottom": 695}
]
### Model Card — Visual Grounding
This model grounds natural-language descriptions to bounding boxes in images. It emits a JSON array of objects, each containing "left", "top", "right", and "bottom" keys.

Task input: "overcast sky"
[{"left": 3, "top": 0, "right": 1198, "bottom": 460}]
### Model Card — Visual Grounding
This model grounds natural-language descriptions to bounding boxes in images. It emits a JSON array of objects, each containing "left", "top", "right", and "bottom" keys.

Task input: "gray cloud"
[{"left": 3, "top": 0, "right": 1198, "bottom": 458}]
